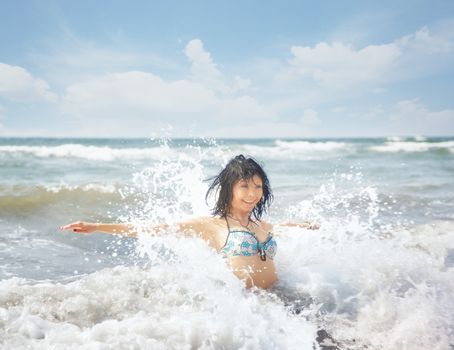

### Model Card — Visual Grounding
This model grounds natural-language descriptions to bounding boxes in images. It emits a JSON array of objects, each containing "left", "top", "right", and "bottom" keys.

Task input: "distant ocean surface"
[{"left": 1, "top": 136, "right": 453, "bottom": 349}]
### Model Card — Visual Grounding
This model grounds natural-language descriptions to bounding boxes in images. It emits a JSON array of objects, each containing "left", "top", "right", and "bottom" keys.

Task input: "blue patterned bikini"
[{"left": 221, "top": 218, "right": 277, "bottom": 261}]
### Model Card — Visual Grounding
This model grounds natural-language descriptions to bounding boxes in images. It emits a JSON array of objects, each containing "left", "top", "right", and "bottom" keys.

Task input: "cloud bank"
[
  {"left": 0, "top": 63, "right": 57, "bottom": 103},
  {"left": 1, "top": 22, "right": 454, "bottom": 137}
]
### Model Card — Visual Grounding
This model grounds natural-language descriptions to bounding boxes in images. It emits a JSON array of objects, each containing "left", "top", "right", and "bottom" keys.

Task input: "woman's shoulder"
[
  {"left": 263, "top": 221, "right": 273, "bottom": 231},
  {"left": 253, "top": 219, "right": 273, "bottom": 232},
  {"left": 179, "top": 216, "right": 223, "bottom": 230}
]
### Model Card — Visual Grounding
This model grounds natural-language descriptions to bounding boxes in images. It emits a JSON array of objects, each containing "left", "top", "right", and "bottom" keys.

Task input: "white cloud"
[
  {"left": 349, "top": 100, "right": 454, "bottom": 136},
  {"left": 279, "top": 25, "right": 454, "bottom": 94},
  {"left": 205, "top": 120, "right": 317, "bottom": 138},
  {"left": 389, "top": 99, "right": 454, "bottom": 135},
  {"left": 5, "top": 27, "right": 452, "bottom": 138},
  {"left": 0, "top": 104, "right": 58, "bottom": 136},
  {"left": 332, "top": 106, "right": 346, "bottom": 113},
  {"left": 0, "top": 126, "right": 58, "bottom": 137},
  {"left": 0, "top": 63, "right": 57, "bottom": 103},
  {"left": 398, "top": 26, "right": 453, "bottom": 54},
  {"left": 60, "top": 38, "right": 271, "bottom": 137},
  {"left": 63, "top": 70, "right": 215, "bottom": 116},
  {"left": 257, "top": 24, "right": 454, "bottom": 132},
  {"left": 184, "top": 39, "right": 227, "bottom": 94},
  {"left": 0, "top": 104, "right": 4, "bottom": 130},
  {"left": 232, "top": 75, "right": 251, "bottom": 92},
  {"left": 300, "top": 109, "right": 320, "bottom": 125},
  {"left": 288, "top": 41, "right": 401, "bottom": 89},
  {"left": 362, "top": 105, "right": 386, "bottom": 121},
  {"left": 29, "top": 27, "right": 182, "bottom": 87},
  {"left": 62, "top": 70, "right": 271, "bottom": 137},
  {"left": 184, "top": 39, "right": 250, "bottom": 94}
]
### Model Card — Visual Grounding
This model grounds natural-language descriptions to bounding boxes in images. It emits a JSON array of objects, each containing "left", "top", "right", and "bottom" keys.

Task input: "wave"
[
  {"left": 1, "top": 218, "right": 453, "bottom": 349},
  {"left": 233, "top": 140, "right": 353, "bottom": 161},
  {"left": 0, "top": 140, "right": 353, "bottom": 162},
  {"left": 0, "top": 264, "right": 316, "bottom": 349},
  {"left": 1, "top": 139, "right": 453, "bottom": 164},
  {"left": 369, "top": 140, "right": 454, "bottom": 153},
  {"left": 275, "top": 140, "right": 350, "bottom": 152},
  {"left": 0, "top": 144, "right": 175, "bottom": 161},
  {"left": 0, "top": 184, "right": 120, "bottom": 213},
  {"left": 385, "top": 136, "right": 427, "bottom": 142}
]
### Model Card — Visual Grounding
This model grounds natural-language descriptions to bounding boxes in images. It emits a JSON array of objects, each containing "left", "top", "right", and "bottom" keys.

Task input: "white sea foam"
[
  {"left": 0, "top": 140, "right": 352, "bottom": 162},
  {"left": 274, "top": 219, "right": 454, "bottom": 350},
  {"left": 275, "top": 140, "right": 349, "bottom": 152},
  {"left": 124, "top": 164, "right": 454, "bottom": 349},
  {"left": 0, "top": 246, "right": 317, "bottom": 349},
  {"left": 119, "top": 151, "right": 213, "bottom": 223},
  {"left": 385, "top": 136, "right": 427, "bottom": 142},
  {"left": 370, "top": 141, "right": 454, "bottom": 153},
  {"left": 0, "top": 144, "right": 175, "bottom": 161},
  {"left": 2, "top": 218, "right": 452, "bottom": 349},
  {"left": 271, "top": 175, "right": 454, "bottom": 349},
  {"left": 386, "top": 136, "right": 403, "bottom": 142},
  {"left": 0, "top": 183, "right": 117, "bottom": 196},
  {"left": 42, "top": 183, "right": 117, "bottom": 194},
  {"left": 230, "top": 140, "right": 352, "bottom": 161}
]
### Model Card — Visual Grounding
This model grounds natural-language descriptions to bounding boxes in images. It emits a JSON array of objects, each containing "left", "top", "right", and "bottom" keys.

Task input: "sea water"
[{"left": 0, "top": 137, "right": 453, "bottom": 349}]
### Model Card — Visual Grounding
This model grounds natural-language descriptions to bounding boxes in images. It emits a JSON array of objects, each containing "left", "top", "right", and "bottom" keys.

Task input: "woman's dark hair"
[{"left": 205, "top": 155, "right": 273, "bottom": 219}]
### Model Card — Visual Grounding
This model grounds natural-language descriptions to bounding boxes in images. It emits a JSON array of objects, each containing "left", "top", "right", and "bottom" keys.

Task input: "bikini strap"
[
  {"left": 263, "top": 233, "right": 273, "bottom": 244},
  {"left": 221, "top": 216, "right": 232, "bottom": 250},
  {"left": 225, "top": 216, "right": 231, "bottom": 233}
]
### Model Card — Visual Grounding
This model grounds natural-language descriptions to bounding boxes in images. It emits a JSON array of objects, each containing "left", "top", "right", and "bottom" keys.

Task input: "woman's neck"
[{"left": 227, "top": 210, "right": 251, "bottom": 227}]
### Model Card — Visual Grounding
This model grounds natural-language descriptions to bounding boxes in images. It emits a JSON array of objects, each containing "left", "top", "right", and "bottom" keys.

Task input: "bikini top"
[{"left": 221, "top": 218, "right": 277, "bottom": 261}]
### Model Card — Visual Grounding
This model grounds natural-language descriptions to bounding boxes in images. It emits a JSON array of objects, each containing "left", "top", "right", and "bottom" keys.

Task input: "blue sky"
[{"left": 0, "top": 0, "right": 453, "bottom": 138}]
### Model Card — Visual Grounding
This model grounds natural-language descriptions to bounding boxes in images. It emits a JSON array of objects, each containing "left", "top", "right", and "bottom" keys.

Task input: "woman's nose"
[{"left": 248, "top": 188, "right": 259, "bottom": 197}]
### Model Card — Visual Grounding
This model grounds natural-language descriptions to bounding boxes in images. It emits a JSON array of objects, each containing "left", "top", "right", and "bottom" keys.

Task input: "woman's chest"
[{"left": 204, "top": 219, "right": 272, "bottom": 252}]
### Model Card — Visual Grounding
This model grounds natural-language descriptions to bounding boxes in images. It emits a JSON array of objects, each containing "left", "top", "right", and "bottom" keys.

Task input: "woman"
[{"left": 61, "top": 155, "right": 319, "bottom": 289}]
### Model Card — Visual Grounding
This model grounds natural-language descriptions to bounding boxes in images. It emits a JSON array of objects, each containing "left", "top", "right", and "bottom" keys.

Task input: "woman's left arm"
[
  {"left": 280, "top": 221, "right": 320, "bottom": 230},
  {"left": 271, "top": 221, "right": 320, "bottom": 237}
]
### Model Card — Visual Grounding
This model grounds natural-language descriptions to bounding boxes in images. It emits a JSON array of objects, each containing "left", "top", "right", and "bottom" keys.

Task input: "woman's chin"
[{"left": 244, "top": 208, "right": 256, "bottom": 215}]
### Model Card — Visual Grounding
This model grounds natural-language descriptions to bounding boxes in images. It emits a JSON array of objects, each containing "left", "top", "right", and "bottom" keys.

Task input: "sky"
[{"left": 0, "top": 0, "right": 453, "bottom": 138}]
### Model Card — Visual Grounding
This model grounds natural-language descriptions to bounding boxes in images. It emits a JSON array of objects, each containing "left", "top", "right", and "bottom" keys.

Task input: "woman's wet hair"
[{"left": 206, "top": 155, "right": 273, "bottom": 219}]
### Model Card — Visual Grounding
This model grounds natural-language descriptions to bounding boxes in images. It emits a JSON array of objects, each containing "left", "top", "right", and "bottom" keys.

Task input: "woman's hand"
[
  {"left": 280, "top": 221, "right": 320, "bottom": 230},
  {"left": 60, "top": 221, "right": 98, "bottom": 234},
  {"left": 306, "top": 222, "right": 320, "bottom": 230}
]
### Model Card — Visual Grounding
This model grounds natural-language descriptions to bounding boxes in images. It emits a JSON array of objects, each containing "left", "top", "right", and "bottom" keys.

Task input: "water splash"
[{"left": 274, "top": 167, "right": 454, "bottom": 349}]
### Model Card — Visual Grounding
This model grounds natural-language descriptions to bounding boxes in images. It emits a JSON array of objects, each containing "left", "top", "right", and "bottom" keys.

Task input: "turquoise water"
[{"left": 1, "top": 137, "right": 453, "bottom": 349}]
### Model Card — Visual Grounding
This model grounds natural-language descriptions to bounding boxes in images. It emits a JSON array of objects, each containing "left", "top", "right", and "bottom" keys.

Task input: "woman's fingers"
[
  {"left": 73, "top": 228, "right": 91, "bottom": 234},
  {"left": 60, "top": 221, "right": 92, "bottom": 233},
  {"left": 309, "top": 223, "right": 320, "bottom": 230},
  {"left": 60, "top": 222, "right": 82, "bottom": 230}
]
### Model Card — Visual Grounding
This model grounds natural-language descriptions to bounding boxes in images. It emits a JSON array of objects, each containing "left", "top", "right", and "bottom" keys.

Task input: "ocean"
[{"left": 0, "top": 136, "right": 453, "bottom": 349}]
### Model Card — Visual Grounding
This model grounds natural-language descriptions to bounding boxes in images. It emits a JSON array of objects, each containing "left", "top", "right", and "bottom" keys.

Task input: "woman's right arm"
[
  {"left": 60, "top": 217, "right": 212, "bottom": 239},
  {"left": 60, "top": 221, "right": 139, "bottom": 237}
]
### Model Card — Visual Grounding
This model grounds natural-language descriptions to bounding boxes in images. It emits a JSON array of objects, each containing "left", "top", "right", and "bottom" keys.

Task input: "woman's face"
[{"left": 229, "top": 175, "right": 263, "bottom": 215}]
